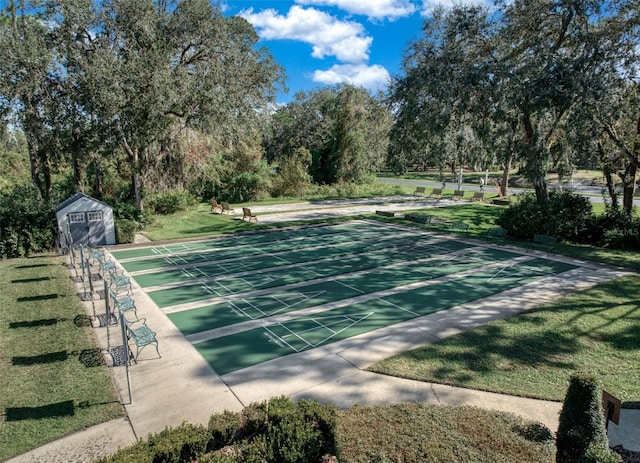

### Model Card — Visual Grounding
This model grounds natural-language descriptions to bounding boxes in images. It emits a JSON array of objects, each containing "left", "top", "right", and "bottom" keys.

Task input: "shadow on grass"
[
  {"left": 10, "top": 276, "right": 52, "bottom": 283},
  {"left": 15, "top": 263, "right": 54, "bottom": 269},
  {"left": 78, "top": 348, "right": 106, "bottom": 368},
  {"left": 5, "top": 400, "right": 75, "bottom": 421},
  {"left": 4, "top": 398, "right": 122, "bottom": 422},
  {"left": 12, "top": 350, "right": 68, "bottom": 366},
  {"left": 16, "top": 294, "right": 58, "bottom": 302},
  {"left": 420, "top": 323, "right": 579, "bottom": 383},
  {"left": 9, "top": 315, "right": 90, "bottom": 329},
  {"left": 11, "top": 348, "right": 105, "bottom": 368},
  {"left": 9, "top": 318, "right": 58, "bottom": 329}
]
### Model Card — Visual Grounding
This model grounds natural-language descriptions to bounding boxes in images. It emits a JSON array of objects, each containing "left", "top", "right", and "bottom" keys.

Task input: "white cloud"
[
  {"left": 295, "top": 0, "right": 417, "bottom": 21},
  {"left": 240, "top": 6, "right": 373, "bottom": 63},
  {"left": 312, "top": 63, "right": 390, "bottom": 91}
]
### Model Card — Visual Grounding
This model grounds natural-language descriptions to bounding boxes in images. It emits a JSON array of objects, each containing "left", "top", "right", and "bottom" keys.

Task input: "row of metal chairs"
[{"left": 88, "top": 248, "right": 160, "bottom": 363}]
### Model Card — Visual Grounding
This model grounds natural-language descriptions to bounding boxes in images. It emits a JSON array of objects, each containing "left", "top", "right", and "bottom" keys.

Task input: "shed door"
[
  {"left": 87, "top": 211, "right": 106, "bottom": 246},
  {"left": 68, "top": 211, "right": 107, "bottom": 247},
  {"left": 68, "top": 212, "right": 87, "bottom": 246}
]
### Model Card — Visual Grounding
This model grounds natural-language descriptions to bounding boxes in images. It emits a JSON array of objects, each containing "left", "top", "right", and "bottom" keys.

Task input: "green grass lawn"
[
  {"left": 336, "top": 403, "right": 555, "bottom": 463},
  {"left": 369, "top": 274, "right": 640, "bottom": 407},
  {"left": 0, "top": 255, "right": 123, "bottom": 461}
]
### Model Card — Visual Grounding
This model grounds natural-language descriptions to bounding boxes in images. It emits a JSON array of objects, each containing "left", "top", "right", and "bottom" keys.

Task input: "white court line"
[
  {"left": 272, "top": 312, "right": 375, "bottom": 352},
  {"left": 335, "top": 280, "right": 365, "bottom": 294},
  {"left": 265, "top": 325, "right": 312, "bottom": 353},
  {"left": 230, "top": 299, "right": 268, "bottom": 320},
  {"left": 378, "top": 297, "right": 421, "bottom": 317}
]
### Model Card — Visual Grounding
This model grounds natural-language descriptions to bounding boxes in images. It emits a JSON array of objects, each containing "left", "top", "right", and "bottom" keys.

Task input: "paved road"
[{"left": 377, "top": 177, "right": 640, "bottom": 207}]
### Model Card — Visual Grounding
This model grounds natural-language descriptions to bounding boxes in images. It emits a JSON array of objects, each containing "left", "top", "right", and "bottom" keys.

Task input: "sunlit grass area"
[
  {"left": 369, "top": 275, "right": 640, "bottom": 407},
  {"left": 0, "top": 256, "right": 123, "bottom": 461}
]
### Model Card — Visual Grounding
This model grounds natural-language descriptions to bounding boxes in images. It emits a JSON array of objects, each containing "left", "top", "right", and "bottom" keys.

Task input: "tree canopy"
[
  {"left": 0, "top": 0, "right": 285, "bottom": 207},
  {"left": 388, "top": 0, "right": 639, "bottom": 208}
]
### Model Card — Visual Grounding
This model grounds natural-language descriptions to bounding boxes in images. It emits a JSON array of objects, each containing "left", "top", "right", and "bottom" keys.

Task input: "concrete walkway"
[{"left": 8, "top": 197, "right": 639, "bottom": 462}]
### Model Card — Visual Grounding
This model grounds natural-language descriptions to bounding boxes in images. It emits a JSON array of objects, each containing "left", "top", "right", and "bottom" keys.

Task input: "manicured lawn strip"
[
  {"left": 132, "top": 209, "right": 382, "bottom": 249},
  {"left": 393, "top": 203, "right": 640, "bottom": 271},
  {"left": 0, "top": 256, "right": 123, "bottom": 461},
  {"left": 198, "top": 259, "right": 575, "bottom": 375},
  {"left": 336, "top": 403, "right": 555, "bottom": 463},
  {"left": 369, "top": 274, "right": 640, "bottom": 406}
]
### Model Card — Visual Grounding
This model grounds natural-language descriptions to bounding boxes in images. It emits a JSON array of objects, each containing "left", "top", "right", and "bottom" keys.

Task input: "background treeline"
[{"left": 1, "top": 0, "right": 639, "bottom": 257}]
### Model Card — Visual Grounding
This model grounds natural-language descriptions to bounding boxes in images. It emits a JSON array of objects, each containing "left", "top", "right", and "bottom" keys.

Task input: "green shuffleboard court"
[
  {"left": 110, "top": 221, "right": 580, "bottom": 376},
  {"left": 194, "top": 258, "right": 576, "bottom": 375}
]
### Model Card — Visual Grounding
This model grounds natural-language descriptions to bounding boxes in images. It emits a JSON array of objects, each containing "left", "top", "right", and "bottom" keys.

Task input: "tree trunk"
[
  {"left": 603, "top": 167, "right": 617, "bottom": 208},
  {"left": 622, "top": 163, "right": 637, "bottom": 214},
  {"left": 521, "top": 111, "right": 549, "bottom": 203},
  {"left": 500, "top": 153, "right": 512, "bottom": 197},
  {"left": 121, "top": 138, "right": 143, "bottom": 210},
  {"left": 93, "top": 157, "right": 103, "bottom": 199}
]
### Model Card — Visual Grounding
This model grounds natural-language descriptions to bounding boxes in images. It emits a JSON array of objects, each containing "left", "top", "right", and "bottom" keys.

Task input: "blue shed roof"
[{"left": 55, "top": 193, "right": 113, "bottom": 213}]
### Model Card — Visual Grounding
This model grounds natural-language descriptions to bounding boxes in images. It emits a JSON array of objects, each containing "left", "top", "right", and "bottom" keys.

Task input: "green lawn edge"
[
  {"left": 0, "top": 255, "right": 124, "bottom": 461},
  {"left": 368, "top": 274, "right": 640, "bottom": 407}
]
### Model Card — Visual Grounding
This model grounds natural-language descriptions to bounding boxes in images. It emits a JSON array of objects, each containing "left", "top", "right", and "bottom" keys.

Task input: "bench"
[
  {"left": 210, "top": 199, "right": 222, "bottom": 213},
  {"left": 220, "top": 201, "right": 234, "bottom": 214},
  {"left": 449, "top": 221, "right": 469, "bottom": 233},
  {"left": 88, "top": 248, "right": 106, "bottom": 265},
  {"left": 452, "top": 190, "right": 465, "bottom": 200},
  {"left": 242, "top": 207, "right": 258, "bottom": 222},
  {"left": 486, "top": 228, "right": 507, "bottom": 240},
  {"left": 430, "top": 188, "right": 443, "bottom": 198},
  {"left": 471, "top": 191, "right": 485, "bottom": 202},
  {"left": 98, "top": 258, "right": 116, "bottom": 274},
  {"left": 108, "top": 287, "right": 138, "bottom": 320},
  {"left": 124, "top": 318, "right": 160, "bottom": 363},
  {"left": 414, "top": 186, "right": 426, "bottom": 196},
  {"left": 410, "top": 214, "right": 432, "bottom": 229},
  {"left": 532, "top": 234, "right": 557, "bottom": 251},
  {"left": 107, "top": 267, "right": 132, "bottom": 295}
]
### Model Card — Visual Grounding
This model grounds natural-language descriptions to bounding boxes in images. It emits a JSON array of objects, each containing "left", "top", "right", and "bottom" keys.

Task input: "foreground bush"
[
  {"left": 556, "top": 374, "right": 620, "bottom": 463},
  {"left": 96, "top": 397, "right": 337, "bottom": 463},
  {"left": 95, "top": 400, "right": 556, "bottom": 463}
]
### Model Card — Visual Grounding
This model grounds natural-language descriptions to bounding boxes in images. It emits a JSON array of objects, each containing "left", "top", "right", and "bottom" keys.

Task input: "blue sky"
[{"left": 222, "top": 0, "right": 450, "bottom": 103}]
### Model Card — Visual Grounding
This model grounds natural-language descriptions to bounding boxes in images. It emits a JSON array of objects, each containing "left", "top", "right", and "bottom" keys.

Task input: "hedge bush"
[
  {"left": 497, "top": 190, "right": 594, "bottom": 242},
  {"left": 115, "top": 219, "right": 137, "bottom": 244},
  {"left": 556, "top": 374, "right": 620, "bottom": 463}
]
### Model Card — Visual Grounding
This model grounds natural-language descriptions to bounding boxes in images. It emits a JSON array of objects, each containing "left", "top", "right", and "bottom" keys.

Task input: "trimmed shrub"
[
  {"left": 208, "top": 410, "right": 242, "bottom": 448},
  {"left": 147, "top": 423, "right": 211, "bottom": 463},
  {"left": 590, "top": 208, "right": 640, "bottom": 249},
  {"left": 206, "top": 397, "right": 336, "bottom": 463},
  {"left": 497, "top": 190, "right": 594, "bottom": 242},
  {"left": 115, "top": 219, "right": 137, "bottom": 244},
  {"left": 556, "top": 374, "right": 619, "bottom": 463}
]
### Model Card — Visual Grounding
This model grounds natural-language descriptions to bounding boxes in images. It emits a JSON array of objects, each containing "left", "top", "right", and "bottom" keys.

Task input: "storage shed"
[{"left": 55, "top": 193, "right": 116, "bottom": 248}]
